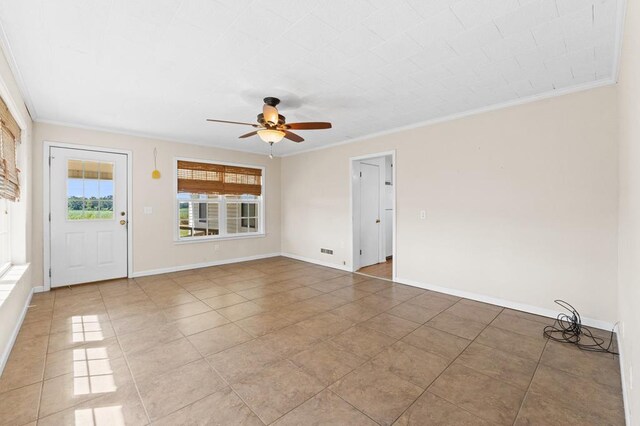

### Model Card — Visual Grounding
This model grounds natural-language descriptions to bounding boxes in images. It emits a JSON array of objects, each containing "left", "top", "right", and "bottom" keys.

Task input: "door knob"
[
  {"left": 120, "top": 220, "right": 126, "bottom": 225},
  {"left": 375, "top": 219, "right": 380, "bottom": 223}
]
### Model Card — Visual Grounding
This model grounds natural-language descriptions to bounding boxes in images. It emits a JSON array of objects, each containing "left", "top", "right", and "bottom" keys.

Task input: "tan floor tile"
[
  {"left": 503, "top": 308, "right": 554, "bottom": 325},
  {"left": 39, "top": 355, "right": 134, "bottom": 418},
  {"left": 407, "top": 293, "right": 456, "bottom": 311},
  {"left": 236, "top": 311, "right": 294, "bottom": 337},
  {"left": 331, "top": 325, "right": 397, "bottom": 359},
  {"left": 540, "top": 340, "right": 621, "bottom": 389},
  {"left": 260, "top": 324, "right": 323, "bottom": 357},
  {"left": 429, "top": 364, "right": 525, "bottom": 425},
  {"left": 330, "top": 287, "right": 373, "bottom": 301},
  {"left": 330, "top": 362, "right": 423, "bottom": 426},
  {"left": 357, "top": 294, "right": 402, "bottom": 311},
  {"left": 394, "top": 392, "right": 490, "bottom": 425},
  {"left": 528, "top": 364, "right": 625, "bottom": 423},
  {"left": 49, "top": 313, "right": 111, "bottom": 335},
  {"left": 126, "top": 338, "right": 201, "bottom": 379},
  {"left": 302, "top": 293, "right": 349, "bottom": 310},
  {"left": 273, "top": 389, "right": 377, "bottom": 426},
  {"left": 47, "top": 319, "right": 116, "bottom": 353},
  {"left": 44, "top": 337, "right": 123, "bottom": 380},
  {"left": 388, "top": 302, "right": 441, "bottom": 324},
  {"left": 235, "top": 284, "right": 287, "bottom": 300},
  {"left": 360, "top": 313, "right": 421, "bottom": 339},
  {"left": 149, "top": 290, "right": 198, "bottom": 308},
  {"left": 491, "top": 311, "right": 547, "bottom": 339},
  {"left": 352, "top": 279, "right": 393, "bottom": 293},
  {"left": 163, "top": 300, "right": 211, "bottom": 320},
  {"left": 110, "top": 310, "right": 169, "bottom": 336},
  {"left": 375, "top": 285, "right": 425, "bottom": 302},
  {"left": 305, "top": 277, "right": 355, "bottom": 292},
  {"left": 295, "top": 312, "right": 354, "bottom": 340},
  {"left": 514, "top": 392, "right": 619, "bottom": 425},
  {"left": 189, "top": 285, "right": 232, "bottom": 299},
  {"left": 0, "top": 382, "right": 41, "bottom": 425},
  {"left": 217, "top": 301, "right": 266, "bottom": 321},
  {"left": 137, "top": 359, "right": 226, "bottom": 420},
  {"left": 232, "top": 359, "right": 324, "bottom": 424},
  {"left": 455, "top": 342, "right": 538, "bottom": 390},
  {"left": 187, "top": 323, "right": 253, "bottom": 356},
  {"left": 202, "top": 293, "right": 248, "bottom": 309},
  {"left": 402, "top": 325, "right": 471, "bottom": 361},
  {"left": 371, "top": 341, "right": 449, "bottom": 388},
  {"left": 330, "top": 302, "right": 384, "bottom": 323},
  {"left": 276, "top": 302, "right": 326, "bottom": 323},
  {"left": 474, "top": 325, "right": 546, "bottom": 361},
  {"left": 0, "top": 335, "right": 48, "bottom": 392},
  {"left": 445, "top": 299, "right": 503, "bottom": 324},
  {"left": 207, "top": 339, "right": 283, "bottom": 383},
  {"left": 117, "top": 323, "right": 183, "bottom": 354},
  {"left": 105, "top": 300, "right": 159, "bottom": 321},
  {"left": 15, "top": 318, "right": 51, "bottom": 341},
  {"left": 172, "top": 310, "right": 230, "bottom": 336},
  {"left": 153, "top": 387, "right": 262, "bottom": 426},
  {"left": 427, "top": 311, "right": 486, "bottom": 340},
  {"left": 290, "top": 340, "right": 367, "bottom": 386},
  {"left": 37, "top": 382, "right": 148, "bottom": 426}
]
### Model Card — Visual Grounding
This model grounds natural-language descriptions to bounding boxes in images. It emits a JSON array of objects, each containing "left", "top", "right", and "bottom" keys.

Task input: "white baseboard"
[
  {"left": 32, "top": 286, "right": 45, "bottom": 293},
  {"left": 395, "top": 276, "right": 616, "bottom": 331},
  {"left": 617, "top": 333, "right": 631, "bottom": 426},
  {"left": 0, "top": 287, "right": 34, "bottom": 376},
  {"left": 280, "top": 252, "right": 352, "bottom": 272},
  {"left": 130, "top": 252, "right": 282, "bottom": 278}
]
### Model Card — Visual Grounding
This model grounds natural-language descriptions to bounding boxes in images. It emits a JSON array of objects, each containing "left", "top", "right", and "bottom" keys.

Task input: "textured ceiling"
[{"left": 0, "top": 0, "right": 623, "bottom": 156}]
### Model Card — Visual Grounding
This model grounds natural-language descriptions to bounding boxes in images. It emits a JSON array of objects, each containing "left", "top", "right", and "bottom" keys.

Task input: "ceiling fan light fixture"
[{"left": 258, "top": 129, "right": 285, "bottom": 144}]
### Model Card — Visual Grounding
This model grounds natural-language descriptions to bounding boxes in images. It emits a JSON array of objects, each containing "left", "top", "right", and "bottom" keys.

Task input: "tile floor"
[{"left": 0, "top": 256, "right": 625, "bottom": 425}]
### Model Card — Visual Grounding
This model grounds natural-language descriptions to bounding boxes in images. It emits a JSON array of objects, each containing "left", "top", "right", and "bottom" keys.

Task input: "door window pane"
[{"left": 67, "top": 160, "right": 114, "bottom": 220}]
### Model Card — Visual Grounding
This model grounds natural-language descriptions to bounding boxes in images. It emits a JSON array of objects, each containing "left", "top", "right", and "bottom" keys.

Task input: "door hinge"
[
  {"left": 48, "top": 212, "right": 51, "bottom": 222},
  {"left": 359, "top": 172, "right": 362, "bottom": 178},
  {"left": 359, "top": 249, "right": 362, "bottom": 255},
  {"left": 48, "top": 268, "right": 51, "bottom": 277},
  {"left": 48, "top": 156, "right": 52, "bottom": 166}
]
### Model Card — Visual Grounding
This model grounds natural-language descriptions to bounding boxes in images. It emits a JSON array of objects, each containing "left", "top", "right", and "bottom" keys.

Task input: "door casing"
[
  {"left": 350, "top": 150, "right": 396, "bottom": 280},
  {"left": 43, "top": 141, "right": 133, "bottom": 291}
]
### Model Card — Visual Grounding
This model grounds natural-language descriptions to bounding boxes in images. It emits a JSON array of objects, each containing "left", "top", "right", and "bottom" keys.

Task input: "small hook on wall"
[{"left": 152, "top": 148, "right": 161, "bottom": 179}]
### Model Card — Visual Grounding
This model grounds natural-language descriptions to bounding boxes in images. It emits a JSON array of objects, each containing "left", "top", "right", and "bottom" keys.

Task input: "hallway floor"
[
  {"left": 358, "top": 258, "right": 393, "bottom": 280},
  {"left": 0, "top": 257, "right": 625, "bottom": 425}
]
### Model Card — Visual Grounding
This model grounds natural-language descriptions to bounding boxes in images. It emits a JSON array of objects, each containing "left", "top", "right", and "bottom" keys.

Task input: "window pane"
[{"left": 67, "top": 160, "right": 114, "bottom": 220}]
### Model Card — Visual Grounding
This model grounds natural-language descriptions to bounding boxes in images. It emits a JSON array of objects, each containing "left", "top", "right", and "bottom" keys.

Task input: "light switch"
[
  {"left": 144, "top": 206, "right": 153, "bottom": 214},
  {"left": 420, "top": 210, "right": 426, "bottom": 220}
]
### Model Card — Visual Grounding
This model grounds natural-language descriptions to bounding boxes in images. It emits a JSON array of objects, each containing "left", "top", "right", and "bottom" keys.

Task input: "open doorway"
[{"left": 351, "top": 151, "right": 395, "bottom": 280}]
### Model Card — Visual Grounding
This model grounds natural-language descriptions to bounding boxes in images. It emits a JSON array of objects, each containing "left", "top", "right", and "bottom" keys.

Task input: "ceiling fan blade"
[
  {"left": 263, "top": 104, "right": 279, "bottom": 125},
  {"left": 284, "top": 122, "right": 332, "bottom": 130},
  {"left": 239, "top": 131, "right": 259, "bottom": 139},
  {"left": 206, "top": 119, "right": 259, "bottom": 127},
  {"left": 284, "top": 130, "right": 304, "bottom": 143}
]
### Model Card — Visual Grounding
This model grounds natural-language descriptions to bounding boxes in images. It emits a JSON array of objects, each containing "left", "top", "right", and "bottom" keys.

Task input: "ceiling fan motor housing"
[
  {"left": 263, "top": 97, "right": 281, "bottom": 107},
  {"left": 257, "top": 113, "right": 286, "bottom": 127}
]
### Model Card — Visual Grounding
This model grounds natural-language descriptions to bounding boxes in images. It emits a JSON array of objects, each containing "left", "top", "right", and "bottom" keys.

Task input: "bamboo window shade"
[
  {"left": 177, "top": 160, "right": 262, "bottom": 196},
  {"left": 0, "top": 96, "right": 21, "bottom": 201}
]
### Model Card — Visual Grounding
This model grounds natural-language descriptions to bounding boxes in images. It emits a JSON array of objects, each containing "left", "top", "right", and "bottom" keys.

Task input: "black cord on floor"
[{"left": 543, "top": 299, "right": 618, "bottom": 355}]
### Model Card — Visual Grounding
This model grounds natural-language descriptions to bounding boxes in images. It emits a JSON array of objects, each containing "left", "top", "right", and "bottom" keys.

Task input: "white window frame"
[
  {"left": 174, "top": 157, "right": 266, "bottom": 243},
  {"left": 0, "top": 198, "right": 11, "bottom": 276}
]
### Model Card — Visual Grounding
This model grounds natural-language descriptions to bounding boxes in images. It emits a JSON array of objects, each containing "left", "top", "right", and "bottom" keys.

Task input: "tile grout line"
[
  {"left": 512, "top": 336, "right": 550, "bottom": 424},
  {"left": 34, "top": 289, "right": 56, "bottom": 422},
  {"left": 101, "top": 280, "right": 154, "bottom": 425}
]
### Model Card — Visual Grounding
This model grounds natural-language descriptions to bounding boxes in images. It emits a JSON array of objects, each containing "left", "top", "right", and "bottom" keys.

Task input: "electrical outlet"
[
  {"left": 343, "top": 261, "right": 346, "bottom": 265},
  {"left": 419, "top": 210, "right": 426, "bottom": 220}
]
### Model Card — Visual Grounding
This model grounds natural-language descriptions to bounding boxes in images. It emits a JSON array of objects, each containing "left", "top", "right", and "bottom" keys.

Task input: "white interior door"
[
  {"left": 50, "top": 147, "right": 128, "bottom": 287},
  {"left": 359, "top": 162, "right": 380, "bottom": 268}
]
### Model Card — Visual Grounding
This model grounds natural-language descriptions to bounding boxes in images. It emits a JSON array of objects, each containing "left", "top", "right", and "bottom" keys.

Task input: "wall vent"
[{"left": 320, "top": 248, "right": 333, "bottom": 255}]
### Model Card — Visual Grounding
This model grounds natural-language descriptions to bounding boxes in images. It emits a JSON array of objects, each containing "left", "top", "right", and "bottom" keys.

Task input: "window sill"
[
  {"left": 173, "top": 233, "right": 266, "bottom": 245},
  {"left": 0, "top": 264, "right": 30, "bottom": 308}
]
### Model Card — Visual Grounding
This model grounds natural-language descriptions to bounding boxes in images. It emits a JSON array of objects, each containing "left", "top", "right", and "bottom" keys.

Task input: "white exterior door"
[
  {"left": 50, "top": 147, "right": 128, "bottom": 287},
  {"left": 359, "top": 162, "right": 381, "bottom": 268}
]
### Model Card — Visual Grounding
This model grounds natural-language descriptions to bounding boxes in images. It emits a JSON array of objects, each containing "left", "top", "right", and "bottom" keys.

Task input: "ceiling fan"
[{"left": 206, "top": 97, "right": 332, "bottom": 150}]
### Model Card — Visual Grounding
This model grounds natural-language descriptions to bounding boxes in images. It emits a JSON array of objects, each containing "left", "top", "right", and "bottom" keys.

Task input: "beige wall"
[
  {"left": 282, "top": 86, "right": 619, "bottom": 323},
  {"left": 32, "top": 122, "right": 281, "bottom": 285},
  {"left": 0, "top": 46, "right": 34, "bottom": 369},
  {"left": 617, "top": 0, "right": 640, "bottom": 421}
]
